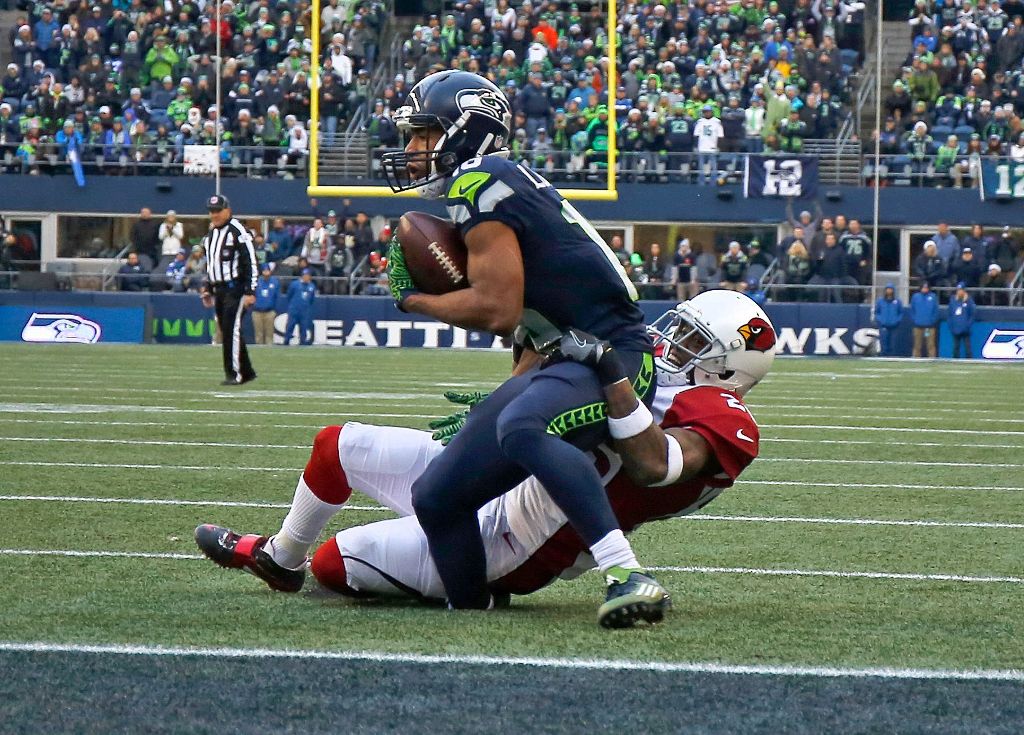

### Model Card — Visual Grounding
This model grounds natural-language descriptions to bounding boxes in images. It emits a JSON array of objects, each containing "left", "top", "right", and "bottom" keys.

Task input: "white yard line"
[
  {"left": 0, "top": 495, "right": 388, "bottom": 511},
  {"left": 3, "top": 461, "right": 1021, "bottom": 491},
  {"left": 4, "top": 436, "right": 1019, "bottom": 467},
  {"left": 2, "top": 437, "right": 311, "bottom": 450},
  {"left": 763, "top": 437, "right": 1024, "bottom": 450},
  {"left": 761, "top": 424, "right": 1024, "bottom": 437},
  {"left": 2, "top": 548, "right": 1020, "bottom": 586},
  {"left": 0, "top": 640, "right": 1020, "bottom": 682},
  {"left": 3, "top": 493, "right": 1021, "bottom": 529},
  {"left": 686, "top": 514, "right": 1024, "bottom": 530},
  {"left": 758, "top": 457, "right": 1024, "bottom": 469},
  {"left": 1, "top": 420, "right": 1021, "bottom": 449},
  {"left": 740, "top": 480, "right": 1024, "bottom": 491},
  {"left": 0, "top": 404, "right": 437, "bottom": 419},
  {"left": 648, "top": 565, "right": 1024, "bottom": 584}
]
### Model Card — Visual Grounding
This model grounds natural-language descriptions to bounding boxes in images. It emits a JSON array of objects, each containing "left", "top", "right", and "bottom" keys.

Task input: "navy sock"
[{"left": 499, "top": 428, "right": 619, "bottom": 547}]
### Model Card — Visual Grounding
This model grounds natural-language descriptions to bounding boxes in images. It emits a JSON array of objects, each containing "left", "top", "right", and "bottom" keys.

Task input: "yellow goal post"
[{"left": 307, "top": 0, "right": 618, "bottom": 200}]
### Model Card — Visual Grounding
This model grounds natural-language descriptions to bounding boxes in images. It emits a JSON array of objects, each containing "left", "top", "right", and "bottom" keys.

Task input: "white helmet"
[{"left": 649, "top": 289, "right": 776, "bottom": 395}]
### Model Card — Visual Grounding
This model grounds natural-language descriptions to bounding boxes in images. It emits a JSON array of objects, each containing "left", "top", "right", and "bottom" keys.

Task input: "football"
[{"left": 396, "top": 211, "right": 469, "bottom": 295}]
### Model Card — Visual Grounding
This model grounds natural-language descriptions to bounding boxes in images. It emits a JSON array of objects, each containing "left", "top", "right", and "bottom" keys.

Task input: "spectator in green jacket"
[
  {"left": 145, "top": 36, "right": 179, "bottom": 88},
  {"left": 934, "top": 134, "right": 960, "bottom": 185}
]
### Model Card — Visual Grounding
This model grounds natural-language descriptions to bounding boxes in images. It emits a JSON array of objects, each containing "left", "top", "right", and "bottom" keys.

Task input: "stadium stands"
[
  {"left": 1, "top": 0, "right": 389, "bottom": 178},
  {"left": 366, "top": 0, "right": 866, "bottom": 182},
  {"left": 2, "top": 0, "right": 866, "bottom": 182},
  {"left": 866, "top": 0, "right": 1024, "bottom": 186}
]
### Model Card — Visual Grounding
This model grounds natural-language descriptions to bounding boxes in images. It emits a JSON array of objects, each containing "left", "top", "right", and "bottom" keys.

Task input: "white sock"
[
  {"left": 589, "top": 529, "right": 641, "bottom": 572},
  {"left": 267, "top": 475, "right": 344, "bottom": 569}
]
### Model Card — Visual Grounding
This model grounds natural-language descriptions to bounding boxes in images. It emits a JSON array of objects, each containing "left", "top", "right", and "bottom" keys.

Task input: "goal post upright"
[{"left": 307, "top": 0, "right": 619, "bottom": 201}]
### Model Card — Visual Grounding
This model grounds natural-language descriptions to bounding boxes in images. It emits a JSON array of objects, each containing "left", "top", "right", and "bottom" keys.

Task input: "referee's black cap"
[{"left": 206, "top": 194, "right": 230, "bottom": 211}]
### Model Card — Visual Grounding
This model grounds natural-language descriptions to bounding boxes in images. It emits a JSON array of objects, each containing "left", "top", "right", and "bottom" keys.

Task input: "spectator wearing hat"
[
  {"left": 252, "top": 263, "right": 281, "bottom": 345},
  {"left": 693, "top": 104, "right": 723, "bottom": 185},
  {"left": 874, "top": 283, "right": 904, "bottom": 355},
  {"left": 913, "top": 240, "right": 948, "bottom": 287},
  {"left": 145, "top": 37, "right": 179, "bottom": 89},
  {"left": 950, "top": 246, "right": 983, "bottom": 288},
  {"left": 283, "top": 268, "right": 317, "bottom": 346},
  {"left": 165, "top": 248, "right": 189, "bottom": 292},
  {"left": 719, "top": 240, "right": 749, "bottom": 290},
  {"left": 961, "top": 225, "right": 990, "bottom": 265},
  {"left": 301, "top": 216, "right": 330, "bottom": 277},
  {"left": 672, "top": 238, "right": 698, "bottom": 300},
  {"left": 948, "top": 283, "right": 976, "bottom": 358},
  {"left": 910, "top": 281, "right": 939, "bottom": 358},
  {"left": 720, "top": 94, "right": 746, "bottom": 153},
  {"left": 980, "top": 263, "right": 1007, "bottom": 306}
]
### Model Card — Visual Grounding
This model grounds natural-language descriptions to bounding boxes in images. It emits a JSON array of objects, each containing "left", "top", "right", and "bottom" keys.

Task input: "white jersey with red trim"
[{"left": 493, "top": 384, "right": 760, "bottom": 593}]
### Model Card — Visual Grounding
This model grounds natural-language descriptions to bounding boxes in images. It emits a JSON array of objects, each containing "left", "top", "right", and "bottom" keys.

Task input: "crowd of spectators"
[
  {"left": 912, "top": 220, "right": 1020, "bottom": 303},
  {"left": 869, "top": 0, "right": 1024, "bottom": 185},
  {"left": 614, "top": 213, "right": 1021, "bottom": 307},
  {"left": 114, "top": 200, "right": 391, "bottom": 295},
  {"left": 1, "top": 0, "right": 388, "bottom": 177},
  {"left": 379, "top": 0, "right": 864, "bottom": 182}
]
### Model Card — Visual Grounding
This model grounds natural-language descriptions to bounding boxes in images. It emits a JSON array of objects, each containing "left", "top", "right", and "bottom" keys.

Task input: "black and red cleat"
[{"left": 194, "top": 524, "right": 305, "bottom": 593}]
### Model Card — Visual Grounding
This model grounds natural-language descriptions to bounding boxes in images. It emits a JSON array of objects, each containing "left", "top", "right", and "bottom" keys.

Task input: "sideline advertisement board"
[{"left": 0, "top": 306, "right": 146, "bottom": 343}]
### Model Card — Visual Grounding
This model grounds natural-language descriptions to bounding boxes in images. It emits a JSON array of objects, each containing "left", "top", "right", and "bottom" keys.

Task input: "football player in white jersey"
[{"left": 196, "top": 290, "right": 776, "bottom": 628}]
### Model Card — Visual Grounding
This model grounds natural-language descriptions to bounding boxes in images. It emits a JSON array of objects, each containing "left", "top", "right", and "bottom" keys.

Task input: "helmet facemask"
[
  {"left": 650, "top": 305, "right": 731, "bottom": 388},
  {"left": 382, "top": 108, "right": 462, "bottom": 198}
]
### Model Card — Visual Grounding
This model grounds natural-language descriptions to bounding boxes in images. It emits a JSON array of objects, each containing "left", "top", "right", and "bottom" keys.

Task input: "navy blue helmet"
[{"left": 382, "top": 71, "right": 512, "bottom": 196}]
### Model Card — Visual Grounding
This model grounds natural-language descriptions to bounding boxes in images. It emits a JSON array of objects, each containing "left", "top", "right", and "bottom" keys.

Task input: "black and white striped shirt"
[{"left": 203, "top": 218, "right": 258, "bottom": 294}]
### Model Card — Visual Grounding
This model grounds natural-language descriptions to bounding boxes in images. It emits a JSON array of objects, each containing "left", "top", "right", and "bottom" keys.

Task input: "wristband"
[
  {"left": 596, "top": 348, "right": 628, "bottom": 387},
  {"left": 608, "top": 400, "right": 654, "bottom": 440},
  {"left": 650, "top": 434, "right": 685, "bottom": 487}
]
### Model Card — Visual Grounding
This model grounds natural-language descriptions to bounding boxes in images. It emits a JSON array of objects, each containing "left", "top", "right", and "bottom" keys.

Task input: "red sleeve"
[{"left": 660, "top": 386, "right": 759, "bottom": 480}]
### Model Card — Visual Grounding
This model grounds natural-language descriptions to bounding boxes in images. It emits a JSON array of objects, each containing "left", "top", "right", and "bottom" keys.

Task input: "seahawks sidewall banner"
[{"left": 744, "top": 155, "right": 819, "bottom": 199}]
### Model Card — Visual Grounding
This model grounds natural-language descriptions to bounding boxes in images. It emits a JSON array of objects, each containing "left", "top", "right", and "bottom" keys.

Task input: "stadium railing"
[
  {"left": 2, "top": 268, "right": 1019, "bottom": 305},
  {"left": 0, "top": 142, "right": 309, "bottom": 179}
]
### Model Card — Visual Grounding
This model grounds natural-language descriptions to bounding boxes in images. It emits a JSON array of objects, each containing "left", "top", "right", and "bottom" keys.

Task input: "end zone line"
[
  {"left": 0, "top": 641, "right": 1020, "bottom": 682},
  {"left": 1, "top": 548, "right": 1019, "bottom": 584}
]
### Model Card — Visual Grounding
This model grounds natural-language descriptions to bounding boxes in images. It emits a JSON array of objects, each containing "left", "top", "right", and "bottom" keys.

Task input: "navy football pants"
[{"left": 412, "top": 350, "right": 655, "bottom": 608}]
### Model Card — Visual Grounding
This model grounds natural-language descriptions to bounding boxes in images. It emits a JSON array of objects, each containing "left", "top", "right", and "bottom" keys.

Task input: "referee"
[{"left": 199, "top": 194, "right": 259, "bottom": 385}]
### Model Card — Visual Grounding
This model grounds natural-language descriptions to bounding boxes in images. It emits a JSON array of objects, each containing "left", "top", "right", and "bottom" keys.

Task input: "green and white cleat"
[{"left": 597, "top": 566, "right": 672, "bottom": 629}]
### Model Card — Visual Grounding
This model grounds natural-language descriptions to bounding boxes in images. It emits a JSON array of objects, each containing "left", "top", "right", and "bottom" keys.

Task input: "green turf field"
[{"left": 1, "top": 344, "right": 1022, "bottom": 732}]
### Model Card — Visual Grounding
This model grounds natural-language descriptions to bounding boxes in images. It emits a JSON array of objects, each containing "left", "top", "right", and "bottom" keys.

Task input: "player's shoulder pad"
[{"left": 446, "top": 155, "right": 519, "bottom": 220}]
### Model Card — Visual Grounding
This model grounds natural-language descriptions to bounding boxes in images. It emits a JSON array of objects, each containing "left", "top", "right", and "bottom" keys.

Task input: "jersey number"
[{"left": 559, "top": 199, "right": 639, "bottom": 301}]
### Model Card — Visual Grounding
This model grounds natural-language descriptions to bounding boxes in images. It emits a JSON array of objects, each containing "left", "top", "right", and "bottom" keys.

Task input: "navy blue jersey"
[{"left": 445, "top": 155, "right": 650, "bottom": 352}]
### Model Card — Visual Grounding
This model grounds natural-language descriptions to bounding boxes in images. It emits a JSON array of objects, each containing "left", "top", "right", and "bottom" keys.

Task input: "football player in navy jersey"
[
  {"left": 378, "top": 70, "right": 667, "bottom": 625},
  {"left": 194, "top": 291, "right": 777, "bottom": 628}
]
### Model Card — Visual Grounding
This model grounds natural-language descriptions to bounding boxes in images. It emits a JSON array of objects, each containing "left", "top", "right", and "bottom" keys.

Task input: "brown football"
[{"left": 396, "top": 211, "right": 469, "bottom": 295}]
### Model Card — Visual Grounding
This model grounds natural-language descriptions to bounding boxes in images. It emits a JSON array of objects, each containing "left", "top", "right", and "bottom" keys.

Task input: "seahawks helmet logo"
[{"left": 455, "top": 89, "right": 510, "bottom": 123}]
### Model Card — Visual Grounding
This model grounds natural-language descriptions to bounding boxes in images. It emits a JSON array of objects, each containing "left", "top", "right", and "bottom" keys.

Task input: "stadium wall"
[
  {"left": 7, "top": 175, "right": 1024, "bottom": 227},
  {"left": 2, "top": 292, "right": 1022, "bottom": 359}
]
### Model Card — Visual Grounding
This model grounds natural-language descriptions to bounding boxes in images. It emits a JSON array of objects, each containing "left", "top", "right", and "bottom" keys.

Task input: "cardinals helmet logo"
[{"left": 737, "top": 317, "right": 775, "bottom": 352}]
